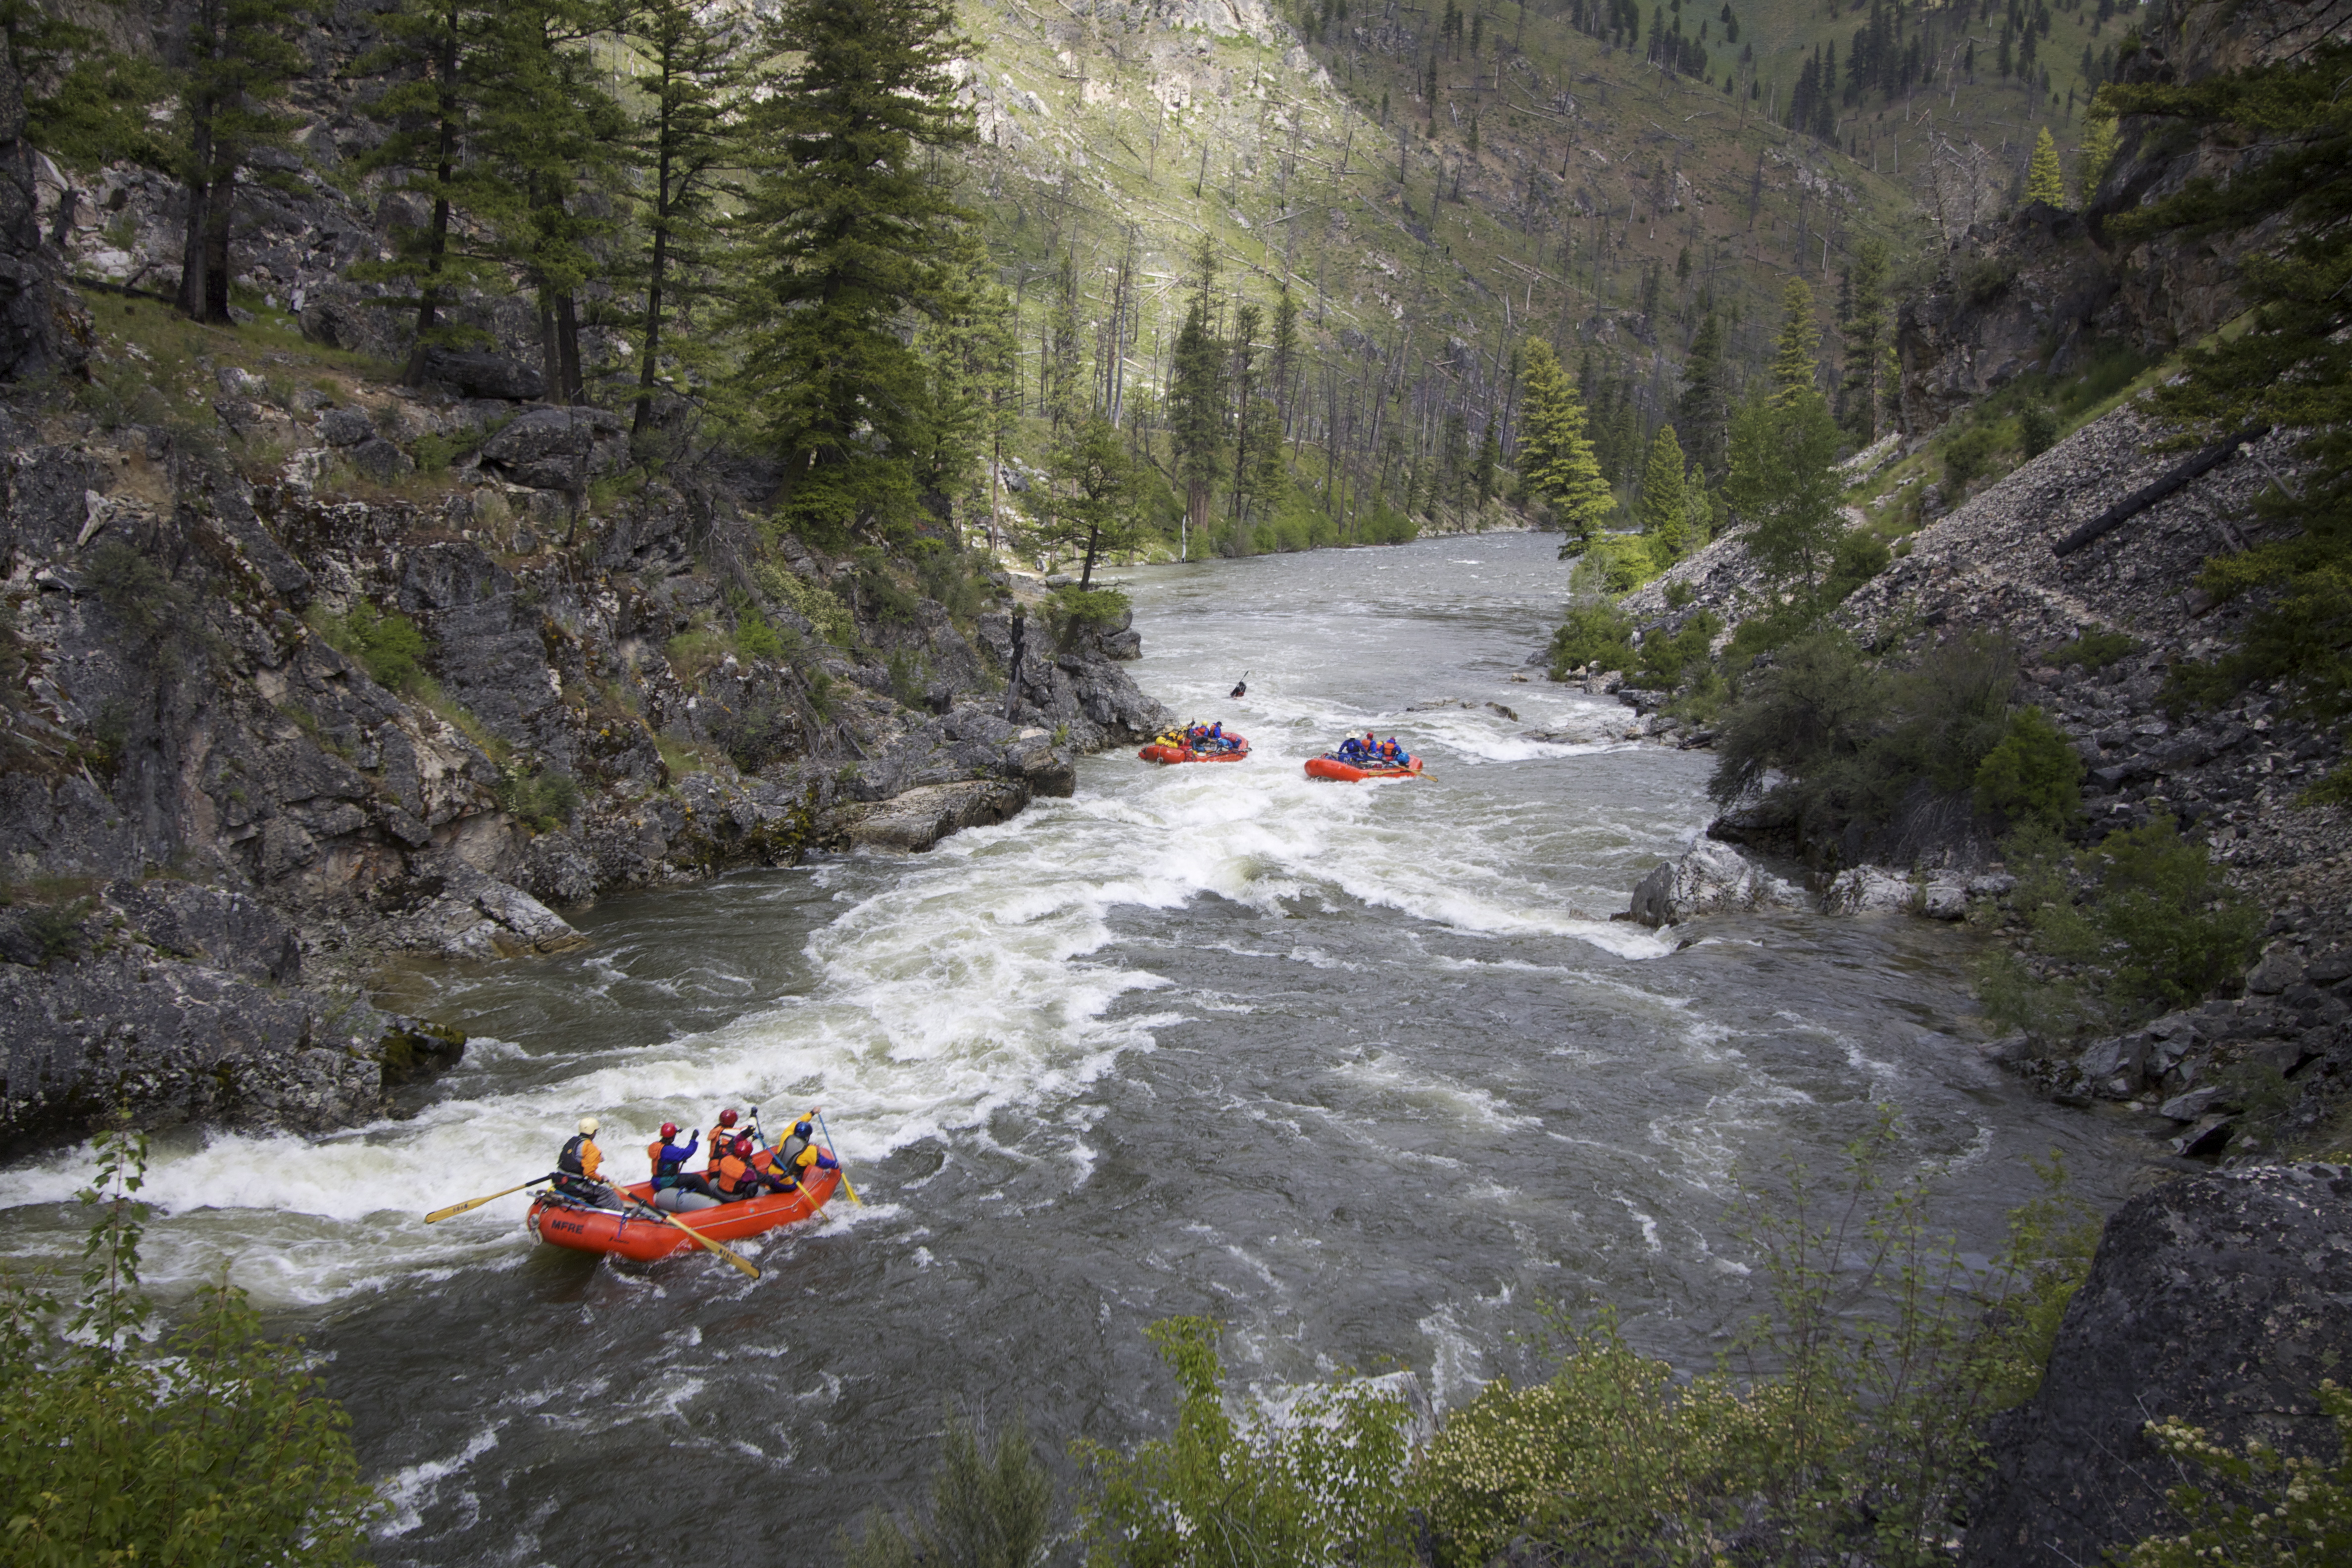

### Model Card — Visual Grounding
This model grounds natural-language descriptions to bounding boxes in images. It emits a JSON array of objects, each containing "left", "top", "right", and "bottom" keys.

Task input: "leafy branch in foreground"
[
  {"left": 2119, "top": 1381, "right": 2352, "bottom": 1567},
  {"left": 0, "top": 1123, "right": 381, "bottom": 1563}
]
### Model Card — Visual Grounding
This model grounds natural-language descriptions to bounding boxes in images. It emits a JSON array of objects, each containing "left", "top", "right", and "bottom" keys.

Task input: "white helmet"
[{"left": 578, "top": 1116, "right": 599, "bottom": 1136}]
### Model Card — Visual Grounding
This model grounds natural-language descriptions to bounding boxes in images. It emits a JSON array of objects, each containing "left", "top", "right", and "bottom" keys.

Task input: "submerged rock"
[{"left": 1962, "top": 1163, "right": 2352, "bottom": 1568}]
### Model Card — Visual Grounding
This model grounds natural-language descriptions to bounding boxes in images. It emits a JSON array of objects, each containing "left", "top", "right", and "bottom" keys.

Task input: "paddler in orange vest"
[
  {"left": 711, "top": 1134, "right": 797, "bottom": 1201},
  {"left": 554, "top": 1116, "right": 621, "bottom": 1207},
  {"left": 702, "top": 1107, "right": 743, "bottom": 1173},
  {"left": 648, "top": 1123, "right": 720, "bottom": 1200}
]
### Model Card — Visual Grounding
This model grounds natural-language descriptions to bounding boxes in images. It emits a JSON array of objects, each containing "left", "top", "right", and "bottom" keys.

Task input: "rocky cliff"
[
  {"left": 0, "top": 353, "right": 1165, "bottom": 1157},
  {"left": 1963, "top": 1162, "right": 2352, "bottom": 1566}
]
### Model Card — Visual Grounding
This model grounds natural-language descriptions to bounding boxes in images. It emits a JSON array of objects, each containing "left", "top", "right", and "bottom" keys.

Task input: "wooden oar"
[
  {"left": 425, "top": 1175, "right": 556, "bottom": 1223},
  {"left": 815, "top": 1109, "right": 863, "bottom": 1206},
  {"left": 617, "top": 1187, "right": 761, "bottom": 1280}
]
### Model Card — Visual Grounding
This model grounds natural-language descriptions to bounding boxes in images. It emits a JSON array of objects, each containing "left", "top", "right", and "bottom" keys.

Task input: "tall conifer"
[
  {"left": 1635, "top": 424, "right": 1690, "bottom": 565},
  {"left": 1769, "top": 279, "right": 1819, "bottom": 403},
  {"left": 731, "top": 0, "right": 976, "bottom": 538},
  {"left": 1840, "top": 238, "right": 1893, "bottom": 443},
  {"left": 1519, "top": 342, "right": 1614, "bottom": 556},
  {"left": 2024, "top": 125, "right": 2066, "bottom": 207},
  {"left": 174, "top": 0, "right": 304, "bottom": 324},
  {"left": 1676, "top": 312, "right": 1730, "bottom": 482}
]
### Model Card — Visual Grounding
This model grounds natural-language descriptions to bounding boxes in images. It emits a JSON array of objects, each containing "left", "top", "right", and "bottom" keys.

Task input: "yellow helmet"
[{"left": 577, "top": 1116, "right": 599, "bottom": 1136}]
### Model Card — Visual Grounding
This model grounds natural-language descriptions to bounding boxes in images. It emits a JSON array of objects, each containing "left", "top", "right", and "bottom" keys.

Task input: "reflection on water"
[{"left": 0, "top": 532, "right": 2139, "bottom": 1566}]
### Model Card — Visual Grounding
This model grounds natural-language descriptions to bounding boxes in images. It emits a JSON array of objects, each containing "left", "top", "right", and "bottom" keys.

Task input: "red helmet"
[
  {"left": 732, "top": 1134, "right": 754, "bottom": 1157},
  {"left": 660, "top": 1122, "right": 678, "bottom": 1140},
  {"left": 717, "top": 1109, "right": 739, "bottom": 1127}
]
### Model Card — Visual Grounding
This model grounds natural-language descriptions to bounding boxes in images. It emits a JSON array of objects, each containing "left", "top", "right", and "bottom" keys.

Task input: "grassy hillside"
[{"left": 959, "top": 0, "right": 2119, "bottom": 561}]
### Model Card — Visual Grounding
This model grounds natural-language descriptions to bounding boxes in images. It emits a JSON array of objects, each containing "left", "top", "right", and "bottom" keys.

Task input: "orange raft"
[
  {"left": 1305, "top": 755, "right": 1422, "bottom": 783},
  {"left": 526, "top": 1162, "right": 842, "bottom": 1263},
  {"left": 1138, "top": 735, "right": 1250, "bottom": 765}
]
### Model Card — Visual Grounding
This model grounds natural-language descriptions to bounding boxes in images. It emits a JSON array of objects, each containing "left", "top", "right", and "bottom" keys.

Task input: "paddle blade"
[{"left": 425, "top": 1179, "right": 538, "bottom": 1223}]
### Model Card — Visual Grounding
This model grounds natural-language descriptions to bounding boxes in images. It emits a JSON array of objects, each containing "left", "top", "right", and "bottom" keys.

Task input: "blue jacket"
[{"left": 653, "top": 1135, "right": 699, "bottom": 1176}]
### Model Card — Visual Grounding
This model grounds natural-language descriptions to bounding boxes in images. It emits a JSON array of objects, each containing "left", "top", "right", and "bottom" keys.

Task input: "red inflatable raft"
[
  {"left": 526, "top": 1162, "right": 841, "bottom": 1263},
  {"left": 1139, "top": 735, "right": 1250, "bottom": 764},
  {"left": 1305, "top": 755, "right": 1422, "bottom": 782}
]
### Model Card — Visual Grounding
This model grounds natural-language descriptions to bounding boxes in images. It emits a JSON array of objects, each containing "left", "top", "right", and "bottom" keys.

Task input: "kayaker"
[
  {"left": 555, "top": 1117, "right": 621, "bottom": 1208},
  {"left": 648, "top": 1123, "right": 721, "bottom": 1199}
]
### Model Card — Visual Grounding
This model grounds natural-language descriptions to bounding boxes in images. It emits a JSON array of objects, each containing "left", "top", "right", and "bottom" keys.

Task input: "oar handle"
[{"left": 424, "top": 1174, "right": 557, "bottom": 1224}]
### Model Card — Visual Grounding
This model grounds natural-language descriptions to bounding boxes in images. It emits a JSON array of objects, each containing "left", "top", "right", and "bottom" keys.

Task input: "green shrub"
[
  {"left": 309, "top": 599, "right": 431, "bottom": 692},
  {"left": 735, "top": 608, "right": 793, "bottom": 661},
  {"left": 0, "top": 1124, "right": 381, "bottom": 1562},
  {"left": 1048, "top": 584, "right": 1130, "bottom": 631},
  {"left": 1548, "top": 601, "right": 1636, "bottom": 677},
  {"left": 1590, "top": 533, "right": 1658, "bottom": 592},
  {"left": 2121, "top": 1381, "right": 2352, "bottom": 1567},
  {"left": 1942, "top": 424, "right": 2002, "bottom": 490},
  {"left": 2000, "top": 816, "right": 2263, "bottom": 1023},
  {"left": 887, "top": 649, "right": 927, "bottom": 710},
  {"left": 1708, "top": 630, "right": 1882, "bottom": 807},
  {"left": 1822, "top": 528, "right": 1892, "bottom": 605},
  {"left": 21, "top": 898, "right": 92, "bottom": 965},
  {"left": 1637, "top": 611, "right": 1721, "bottom": 689},
  {"left": 1973, "top": 705, "right": 2084, "bottom": 828},
  {"left": 1359, "top": 504, "right": 1418, "bottom": 545},
  {"left": 756, "top": 560, "right": 858, "bottom": 648},
  {"left": 85, "top": 540, "right": 188, "bottom": 643},
  {"left": 1075, "top": 1318, "right": 1412, "bottom": 1568},
  {"left": 841, "top": 1419, "right": 1053, "bottom": 1568},
  {"left": 2019, "top": 403, "right": 2060, "bottom": 457},
  {"left": 1664, "top": 579, "right": 1697, "bottom": 610},
  {"left": 2049, "top": 628, "right": 2141, "bottom": 670},
  {"left": 495, "top": 763, "right": 581, "bottom": 833},
  {"left": 1960, "top": 254, "right": 2016, "bottom": 305}
]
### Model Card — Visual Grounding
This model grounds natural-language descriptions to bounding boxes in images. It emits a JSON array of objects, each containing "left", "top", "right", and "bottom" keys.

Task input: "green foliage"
[
  {"left": 2018, "top": 402, "right": 2060, "bottom": 457},
  {"left": 2076, "top": 110, "right": 2120, "bottom": 205},
  {"left": 758, "top": 559, "right": 859, "bottom": 648},
  {"left": 1822, "top": 528, "right": 1892, "bottom": 606},
  {"left": 887, "top": 649, "right": 927, "bottom": 709},
  {"left": 1043, "top": 415, "right": 1142, "bottom": 588},
  {"left": 2300, "top": 760, "right": 2352, "bottom": 807},
  {"left": 1973, "top": 706, "right": 2083, "bottom": 829},
  {"left": 1725, "top": 388, "right": 1844, "bottom": 592},
  {"left": 1048, "top": 585, "right": 1132, "bottom": 637},
  {"left": 2024, "top": 125, "right": 2067, "bottom": 208},
  {"left": 1074, "top": 1317, "right": 1413, "bottom": 1568},
  {"left": 1767, "top": 278, "right": 1818, "bottom": 402},
  {"left": 20, "top": 898, "right": 93, "bottom": 965},
  {"left": 495, "top": 761, "right": 582, "bottom": 832},
  {"left": 1664, "top": 579, "right": 1696, "bottom": 611},
  {"left": 1589, "top": 532, "right": 1658, "bottom": 593},
  {"left": 1548, "top": 601, "right": 1636, "bottom": 678},
  {"left": 2102, "top": 41, "right": 2352, "bottom": 727},
  {"left": 730, "top": 0, "right": 977, "bottom": 537},
  {"left": 1519, "top": 342, "right": 1615, "bottom": 556},
  {"left": 85, "top": 541, "right": 190, "bottom": 645},
  {"left": 1637, "top": 612, "right": 1721, "bottom": 690},
  {"left": 0, "top": 1124, "right": 381, "bottom": 1562},
  {"left": 1996, "top": 816, "right": 2263, "bottom": 1026},
  {"left": 2050, "top": 628, "right": 2141, "bottom": 670},
  {"left": 843, "top": 1418, "right": 1054, "bottom": 1568},
  {"left": 1841, "top": 239, "right": 1895, "bottom": 443},
  {"left": 309, "top": 598, "right": 432, "bottom": 692},
  {"left": 1358, "top": 504, "right": 1419, "bottom": 545},
  {"left": 2120, "top": 1382, "right": 2352, "bottom": 1567},
  {"left": 1942, "top": 423, "right": 2002, "bottom": 491},
  {"left": 1396, "top": 1124, "right": 2096, "bottom": 1568}
]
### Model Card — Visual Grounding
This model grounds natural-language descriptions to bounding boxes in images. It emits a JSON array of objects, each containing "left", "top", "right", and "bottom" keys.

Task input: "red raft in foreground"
[
  {"left": 527, "top": 1161, "right": 842, "bottom": 1263},
  {"left": 1139, "top": 735, "right": 1250, "bottom": 765},
  {"left": 1305, "top": 755, "right": 1422, "bottom": 782}
]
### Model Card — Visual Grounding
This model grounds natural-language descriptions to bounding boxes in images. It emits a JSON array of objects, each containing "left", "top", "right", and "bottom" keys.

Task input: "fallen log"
[{"left": 2051, "top": 426, "right": 2271, "bottom": 558}]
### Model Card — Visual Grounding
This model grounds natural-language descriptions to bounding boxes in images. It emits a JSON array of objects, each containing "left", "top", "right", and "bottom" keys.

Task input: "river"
[{"left": 0, "top": 530, "right": 2140, "bottom": 1563}]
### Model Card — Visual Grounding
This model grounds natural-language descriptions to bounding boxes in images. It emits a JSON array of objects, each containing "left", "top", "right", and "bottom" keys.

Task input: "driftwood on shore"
[{"left": 2051, "top": 425, "right": 2270, "bottom": 557}]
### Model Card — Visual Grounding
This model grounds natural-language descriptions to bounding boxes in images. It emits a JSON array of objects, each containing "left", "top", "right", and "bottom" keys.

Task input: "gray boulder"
[
  {"left": 1819, "top": 864, "right": 1916, "bottom": 915},
  {"left": 421, "top": 346, "right": 545, "bottom": 401},
  {"left": 832, "top": 779, "right": 1032, "bottom": 852},
  {"left": 0, "top": 55, "right": 85, "bottom": 383},
  {"left": 318, "top": 406, "right": 375, "bottom": 447},
  {"left": 1624, "top": 839, "right": 1791, "bottom": 927},
  {"left": 1961, "top": 1164, "right": 2352, "bottom": 1568},
  {"left": 480, "top": 405, "right": 626, "bottom": 491}
]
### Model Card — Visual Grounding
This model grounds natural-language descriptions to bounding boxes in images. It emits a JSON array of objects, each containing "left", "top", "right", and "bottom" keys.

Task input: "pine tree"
[
  {"left": 1840, "top": 238, "right": 1893, "bottom": 443},
  {"left": 1519, "top": 342, "right": 1615, "bottom": 557},
  {"left": 2024, "top": 124, "right": 2066, "bottom": 207},
  {"left": 487, "top": 0, "right": 629, "bottom": 404},
  {"left": 174, "top": 0, "right": 305, "bottom": 324},
  {"left": 731, "top": 0, "right": 977, "bottom": 539},
  {"left": 623, "top": 0, "right": 742, "bottom": 434},
  {"left": 1045, "top": 415, "right": 1139, "bottom": 588},
  {"left": 1676, "top": 311, "right": 1730, "bottom": 482},
  {"left": 1726, "top": 385, "right": 1844, "bottom": 593},
  {"left": 2074, "top": 111, "right": 2118, "bottom": 205},
  {"left": 1270, "top": 285, "right": 1300, "bottom": 442},
  {"left": 1635, "top": 424, "right": 1690, "bottom": 565},
  {"left": 1229, "top": 300, "right": 1263, "bottom": 518},
  {"left": 1045, "top": 247, "right": 1083, "bottom": 432},
  {"left": 357, "top": 0, "right": 526, "bottom": 382},
  {"left": 1769, "top": 279, "right": 1819, "bottom": 404},
  {"left": 1474, "top": 419, "right": 1499, "bottom": 510},
  {"left": 1441, "top": 410, "right": 1469, "bottom": 512},
  {"left": 1167, "top": 298, "right": 1226, "bottom": 557},
  {"left": 914, "top": 225, "right": 1016, "bottom": 540}
]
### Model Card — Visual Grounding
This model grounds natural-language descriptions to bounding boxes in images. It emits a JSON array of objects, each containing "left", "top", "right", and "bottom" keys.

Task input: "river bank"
[{"left": 0, "top": 532, "right": 2155, "bottom": 1564}]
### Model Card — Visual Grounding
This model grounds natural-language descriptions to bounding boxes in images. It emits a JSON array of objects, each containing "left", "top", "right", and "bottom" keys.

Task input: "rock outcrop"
[
  {"left": 1622, "top": 839, "right": 1794, "bottom": 926},
  {"left": 1962, "top": 1163, "right": 2352, "bottom": 1567},
  {"left": 0, "top": 53, "right": 83, "bottom": 384}
]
